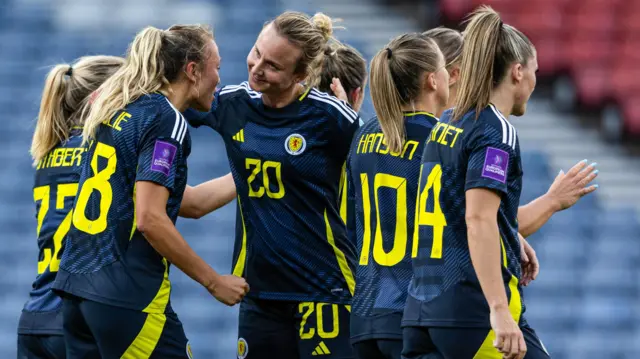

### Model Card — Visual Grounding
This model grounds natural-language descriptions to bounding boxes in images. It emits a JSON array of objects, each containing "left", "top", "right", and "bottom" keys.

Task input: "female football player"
[
  {"left": 346, "top": 33, "right": 449, "bottom": 359},
  {"left": 185, "top": 11, "right": 362, "bottom": 359},
  {"left": 20, "top": 55, "right": 124, "bottom": 359},
  {"left": 54, "top": 25, "right": 248, "bottom": 359},
  {"left": 404, "top": 7, "right": 597, "bottom": 359}
]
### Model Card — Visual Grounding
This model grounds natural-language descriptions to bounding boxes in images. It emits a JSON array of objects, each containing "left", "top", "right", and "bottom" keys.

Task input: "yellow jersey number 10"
[{"left": 73, "top": 142, "right": 117, "bottom": 235}]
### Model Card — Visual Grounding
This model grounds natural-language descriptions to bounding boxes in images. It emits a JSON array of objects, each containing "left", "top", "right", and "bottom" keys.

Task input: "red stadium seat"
[
  {"left": 439, "top": 0, "right": 473, "bottom": 23},
  {"left": 610, "top": 61, "right": 640, "bottom": 99},
  {"left": 573, "top": 65, "right": 610, "bottom": 107},
  {"left": 620, "top": 94, "right": 640, "bottom": 136}
]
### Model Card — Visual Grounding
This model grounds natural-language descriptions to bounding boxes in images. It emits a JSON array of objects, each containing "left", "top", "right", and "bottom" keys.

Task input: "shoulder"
[
  {"left": 476, "top": 105, "right": 517, "bottom": 150},
  {"left": 135, "top": 93, "right": 188, "bottom": 144},
  {"left": 306, "top": 88, "right": 359, "bottom": 126},
  {"left": 217, "top": 82, "right": 261, "bottom": 102}
]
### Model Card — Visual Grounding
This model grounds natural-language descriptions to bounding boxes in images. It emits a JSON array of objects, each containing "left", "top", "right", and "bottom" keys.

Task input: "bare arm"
[
  {"left": 179, "top": 173, "right": 236, "bottom": 219},
  {"left": 518, "top": 160, "right": 598, "bottom": 237},
  {"left": 137, "top": 181, "right": 247, "bottom": 305},
  {"left": 466, "top": 188, "right": 509, "bottom": 310}
]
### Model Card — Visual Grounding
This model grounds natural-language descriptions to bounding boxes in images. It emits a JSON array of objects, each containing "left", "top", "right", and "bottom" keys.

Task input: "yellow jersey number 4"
[
  {"left": 412, "top": 164, "right": 447, "bottom": 259},
  {"left": 246, "top": 158, "right": 285, "bottom": 199},
  {"left": 73, "top": 142, "right": 117, "bottom": 235},
  {"left": 33, "top": 183, "right": 78, "bottom": 274}
]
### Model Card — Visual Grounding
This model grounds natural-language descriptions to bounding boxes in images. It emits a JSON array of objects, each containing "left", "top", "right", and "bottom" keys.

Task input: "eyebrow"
[{"left": 255, "top": 45, "right": 284, "bottom": 69}]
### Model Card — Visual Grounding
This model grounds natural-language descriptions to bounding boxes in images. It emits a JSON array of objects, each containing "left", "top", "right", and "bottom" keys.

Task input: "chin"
[{"left": 512, "top": 105, "right": 526, "bottom": 117}]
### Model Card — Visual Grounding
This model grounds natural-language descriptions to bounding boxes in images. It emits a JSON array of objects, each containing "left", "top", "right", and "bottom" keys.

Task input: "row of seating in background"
[{"left": 438, "top": 0, "right": 640, "bottom": 142}]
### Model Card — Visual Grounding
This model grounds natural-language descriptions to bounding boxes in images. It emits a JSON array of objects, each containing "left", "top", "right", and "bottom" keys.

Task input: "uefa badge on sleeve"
[
  {"left": 285, "top": 133, "right": 306, "bottom": 156},
  {"left": 237, "top": 338, "right": 249, "bottom": 359}
]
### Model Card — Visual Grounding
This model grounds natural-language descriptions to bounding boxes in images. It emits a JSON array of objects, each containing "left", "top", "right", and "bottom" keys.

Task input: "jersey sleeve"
[
  {"left": 332, "top": 103, "right": 362, "bottom": 159},
  {"left": 182, "top": 88, "right": 222, "bottom": 131},
  {"left": 464, "top": 119, "right": 518, "bottom": 195},
  {"left": 135, "top": 106, "right": 187, "bottom": 192}
]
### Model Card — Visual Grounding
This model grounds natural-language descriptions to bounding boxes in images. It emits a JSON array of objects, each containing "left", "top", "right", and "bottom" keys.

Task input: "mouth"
[{"left": 252, "top": 74, "right": 266, "bottom": 84}]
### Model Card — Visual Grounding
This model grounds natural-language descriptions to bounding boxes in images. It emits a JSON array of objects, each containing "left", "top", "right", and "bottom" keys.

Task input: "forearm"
[
  {"left": 179, "top": 174, "right": 236, "bottom": 219},
  {"left": 517, "top": 194, "right": 561, "bottom": 237},
  {"left": 467, "top": 218, "right": 509, "bottom": 310},
  {"left": 140, "top": 213, "right": 219, "bottom": 288}
]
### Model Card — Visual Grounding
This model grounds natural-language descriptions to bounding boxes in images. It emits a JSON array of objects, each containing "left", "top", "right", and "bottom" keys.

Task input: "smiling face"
[{"left": 246, "top": 23, "right": 304, "bottom": 95}]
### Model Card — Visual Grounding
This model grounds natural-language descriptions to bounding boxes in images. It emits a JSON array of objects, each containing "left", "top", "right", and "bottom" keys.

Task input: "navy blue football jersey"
[
  {"left": 404, "top": 105, "right": 524, "bottom": 328},
  {"left": 346, "top": 113, "right": 438, "bottom": 341},
  {"left": 53, "top": 93, "right": 191, "bottom": 314},
  {"left": 18, "top": 129, "right": 85, "bottom": 335},
  {"left": 186, "top": 83, "right": 360, "bottom": 304}
]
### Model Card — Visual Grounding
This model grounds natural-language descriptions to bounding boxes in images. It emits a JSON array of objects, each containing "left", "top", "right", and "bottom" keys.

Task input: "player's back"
[
  {"left": 54, "top": 93, "right": 191, "bottom": 313},
  {"left": 348, "top": 112, "right": 437, "bottom": 341},
  {"left": 405, "top": 105, "right": 524, "bottom": 328},
  {"left": 19, "top": 129, "right": 84, "bottom": 335}
]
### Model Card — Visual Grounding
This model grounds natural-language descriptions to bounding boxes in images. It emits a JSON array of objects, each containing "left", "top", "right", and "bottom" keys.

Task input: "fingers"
[
  {"left": 517, "top": 333, "right": 527, "bottom": 359},
  {"left": 566, "top": 159, "right": 588, "bottom": 178},
  {"left": 581, "top": 184, "right": 599, "bottom": 196},
  {"left": 578, "top": 169, "right": 599, "bottom": 188},
  {"left": 494, "top": 332, "right": 507, "bottom": 353}
]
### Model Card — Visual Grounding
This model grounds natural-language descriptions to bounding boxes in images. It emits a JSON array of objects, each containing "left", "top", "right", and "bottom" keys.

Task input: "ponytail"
[
  {"left": 370, "top": 50, "right": 405, "bottom": 154},
  {"left": 83, "top": 27, "right": 166, "bottom": 143},
  {"left": 453, "top": 6, "right": 534, "bottom": 121},
  {"left": 369, "top": 33, "right": 441, "bottom": 154},
  {"left": 31, "top": 65, "right": 72, "bottom": 162}
]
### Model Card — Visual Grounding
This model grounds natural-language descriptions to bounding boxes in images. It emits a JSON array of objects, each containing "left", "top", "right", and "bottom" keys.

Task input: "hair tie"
[
  {"left": 499, "top": 20, "right": 504, "bottom": 29},
  {"left": 386, "top": 47, "right": 392, "bottom": 59},
  {"left": 65, "top": 67, "right": 73, "bottom": 77}
]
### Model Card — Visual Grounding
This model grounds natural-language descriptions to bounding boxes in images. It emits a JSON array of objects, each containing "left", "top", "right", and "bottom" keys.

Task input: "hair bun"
[{"left": 311, "top": 13, "right": 333, "bottom": 42}]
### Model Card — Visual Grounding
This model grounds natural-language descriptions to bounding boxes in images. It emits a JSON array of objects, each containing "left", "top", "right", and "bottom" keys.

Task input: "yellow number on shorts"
[
  {"left": 358, "top": 173, "right": 408, "bottom": 267},
  {"left": 73, "top": 142, "right": 117, "bottom": 234},
  {"left": 413, "top": 164, "right": 447, "bottom": 259},
  {"left": 298, "top": 302, "right": 340, "bottom": 340},
  {"left": 246, "top": 158, "right": 285, "bottom": 199},
  {"left": 33, "top": 183, "right": 78, "bottom": 274}
]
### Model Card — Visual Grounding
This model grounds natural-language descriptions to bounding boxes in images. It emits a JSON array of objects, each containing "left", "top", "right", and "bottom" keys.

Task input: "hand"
[
  {"left": 546, "top": 159, "right": 599, "bottom": 211},
  {"left": 518, "top": 234, "right": 539, "bottom": 286},
  {"left": 490, "top": 306, "right": 527, "bottom": 359},
  {"left": 330, "top": 77, "right": 349, "bottom": 103},
  {"left": 207, "top": 275, "right": 249, "bottom": 306}
]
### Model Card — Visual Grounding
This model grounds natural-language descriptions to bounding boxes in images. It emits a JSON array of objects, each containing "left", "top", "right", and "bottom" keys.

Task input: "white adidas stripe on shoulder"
[
  {"left": 166, "top": 98, "right": 187, "bottom": 144},
  {"left": 489, "top": 104, "right": 516, "bottom": 149},
  {"left": 310, "top": 89, "right": 358, "bottom": 121},
  {"left": 219, "top": 82, "right": 261, "bottom": 98}
]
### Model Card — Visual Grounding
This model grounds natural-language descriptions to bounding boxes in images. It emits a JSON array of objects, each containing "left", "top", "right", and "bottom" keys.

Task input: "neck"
[
  {"left": 489, "top": 84, "right": 515, "bottom": 118},
  {"left": 160, "top": 81, "right": 191, "bottom": 112},
  {"left": 401, "top": 93, "right": 439, "bottom": 117},
  {"left": 262, "top": 83, "right": 303, "bottom": 109}
]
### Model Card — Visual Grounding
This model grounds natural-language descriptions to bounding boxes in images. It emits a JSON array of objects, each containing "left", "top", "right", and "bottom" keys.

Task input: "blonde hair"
[
  {"left": 422, "top": 27, "right": 463, "bottom": 68},
  {"left": 30, "top": 56, "right": 124, "bottom": 162},
  {"left": 270, "top": 11, "right": 338, "bottom": 83},
  {"left": 369, "top": 33, "right": 442, "bottom": 153},
  {"left": 310, "top": 42, "right": 367, "bottom": 104},
  {"left": 453, "top": 6, "right": 535, "bottom": 121},
  {"left": 83, "top": 24, "right": 214, "bottom": 143}
]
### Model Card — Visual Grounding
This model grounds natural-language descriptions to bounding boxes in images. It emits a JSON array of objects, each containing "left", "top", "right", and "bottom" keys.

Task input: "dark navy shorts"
[
  {"left": 237, "top": 296, "right": 354, "bottom": 359},
  {"left": 352, "top": 339, "right": 402, "bottom": 359},
  {"left": 402, "top": 324, "right": 550, "bottom": 359},
  {"left": 17, "top": 334, "right": 65, "bottom": 359},
  {"left": 62, "top": 296, "right": 192, "bottom": 359}
]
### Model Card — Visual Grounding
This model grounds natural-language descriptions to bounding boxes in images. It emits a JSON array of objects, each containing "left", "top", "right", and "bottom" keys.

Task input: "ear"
[
  {"left": 425, "top": 72, "right": 437, "bottom": 91},
  {"left": 511, "top": 63, "right": 524, "bottom": 84},
  {"left": 448, "top": 66, "right": 461, "bottom": 86},
  {"left": 349, "top": 87, "right": 361, "bottom": 107},
  {"left": 184, "top": 61, "right": 199, "bottom": 83}
]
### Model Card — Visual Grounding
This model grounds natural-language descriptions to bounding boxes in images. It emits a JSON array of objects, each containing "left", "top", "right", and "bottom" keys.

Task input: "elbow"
[
  {"left": 184, "top": 207, "right": 204, "bottom": 220},
  {"left": 136, "top": 208, "right": 163, "bottom": 236},
  {"left": 465, "top": 212, "right": 496, "bottom": 240}
]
